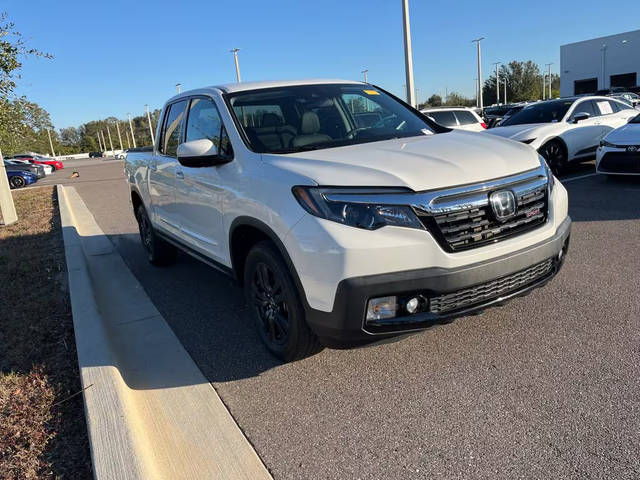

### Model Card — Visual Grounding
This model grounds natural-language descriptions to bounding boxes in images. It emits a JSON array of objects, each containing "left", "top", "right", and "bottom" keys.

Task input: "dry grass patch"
[{"left": 0, "top": 187, "right": 91, "bottom": 479}]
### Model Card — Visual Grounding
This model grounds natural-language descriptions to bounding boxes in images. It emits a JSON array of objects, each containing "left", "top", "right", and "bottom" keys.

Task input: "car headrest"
[
  {"left": 301, "top": 111, "right": 321, "bottom": 134},
  {"left": 261, "top": 113, "right": 283, "bottom": 128}
]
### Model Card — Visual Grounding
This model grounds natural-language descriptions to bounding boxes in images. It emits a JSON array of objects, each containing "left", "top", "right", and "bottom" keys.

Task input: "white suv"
[
  {"left": 420, "top": 107, "right": 487, "bottom": 132},
  {"left": 487, "top": 96, "right": 637, "bottom": 172},
  {"left": 125, "top": 80, "right": 571, "bottom": 361}
]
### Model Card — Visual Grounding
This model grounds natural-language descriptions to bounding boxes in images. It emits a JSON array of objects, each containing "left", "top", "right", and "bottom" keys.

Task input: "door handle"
[{"left": 175, "top": 170, "right": 184, "bottom": 179}]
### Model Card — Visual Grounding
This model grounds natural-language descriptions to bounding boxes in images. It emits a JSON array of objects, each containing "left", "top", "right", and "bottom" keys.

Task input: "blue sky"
[{"left": 9, "top": 0, "right": 640, "bottom": 128}]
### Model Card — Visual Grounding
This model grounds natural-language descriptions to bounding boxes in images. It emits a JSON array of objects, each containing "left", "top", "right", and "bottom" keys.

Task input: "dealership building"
[{"left": 560, "top": 29, "right": 640, "bottom": 97}]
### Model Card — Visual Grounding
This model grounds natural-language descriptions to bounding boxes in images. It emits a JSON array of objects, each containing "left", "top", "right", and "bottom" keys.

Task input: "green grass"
[{"left": 0, "top": 187, "right": 92, "bottom": 479}]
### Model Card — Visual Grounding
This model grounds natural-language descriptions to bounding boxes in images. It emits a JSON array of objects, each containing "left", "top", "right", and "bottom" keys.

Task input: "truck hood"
[
  {"left": 262, "top": 130, "right": 540, "bottom": 191},
  {"left": 603, "top": 122, "right": 640, "bottom": 144},
  {"left": 486, "top": 123, "right": 555, "bottom": 141}
]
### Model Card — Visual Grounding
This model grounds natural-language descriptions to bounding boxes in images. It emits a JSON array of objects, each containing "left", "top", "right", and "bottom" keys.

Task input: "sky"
[{"left": 7, "top": 0, "right": 640, "bottom": 129}]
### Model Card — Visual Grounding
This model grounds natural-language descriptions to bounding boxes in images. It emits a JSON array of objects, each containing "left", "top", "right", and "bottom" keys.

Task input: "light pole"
[
  {"left": 106, "top": 125, "right": 114, "bottom": 155},
  {"left": 145, "top": 104, "right": 155, "bottom": 145},
  {"left": 600, "top": 44, "right": 607, "bottom": 90},
  {"left": 230, "top": 48, "right": 241, "bottom": 83},
  {"left": 101, "top": 131, "right": 107, "bottom": 153},
  {"left": 545, "top": 62, "right": 553, "bottom": 99},
  {"left": 46, "top": 128, "right": 56, "bottom": 158},
  {"left": 472, "top": 37, "right": 485, "bottom": 110},
  {"left": 0, "top": 148, "right": 18, "bottom": 226},
  {"left": 176, "top": 83, "right": 181, "bottom": 93},
  {"left": 125, "top": 130, "right": 131, "bottom": 149},
  {"left": 362, "top": 69, "right": 368, "bottom": 83},
  {"left": 401, "top": 0, "right": 416, "bottom": 108},
  {"left": 115, "top": 121, "right": 124, "bottom": 151},
  {"left": 542, "top": 73, "right": 546, "bottom": 100},
  {"left": 474, "top": 78, "right": 478, "bottom": 107},
  {"left": 503, "top": 78, "right": 507, "bottom": 104},
  {"left": 492, "top": 62, "right": 500, "bottom": 104},
  {"left": 128, "top": 113, "right": 137, "bottom": 148},
  {"left": 96, "top": 132, "right": 102, "bottom": 151}
]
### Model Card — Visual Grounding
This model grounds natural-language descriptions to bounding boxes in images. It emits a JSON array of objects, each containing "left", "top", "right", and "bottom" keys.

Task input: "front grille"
[
  {"left": 599, "top": 152, "right": 640, "bottom": 173},
  {"left": 417, "top": 186, "right": 548, "bottom": 252},
  {"left": 429, "top": 258, "right": 554, "bottom": 314}
]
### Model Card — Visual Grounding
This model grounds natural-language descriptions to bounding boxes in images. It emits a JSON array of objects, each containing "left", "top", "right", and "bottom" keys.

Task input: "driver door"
[{"left": 563, "top": 100, "right": 603, "bottom": 160}]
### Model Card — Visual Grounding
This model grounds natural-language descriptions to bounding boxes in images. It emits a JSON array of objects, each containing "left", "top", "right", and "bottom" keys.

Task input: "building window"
[
  {"left": 610, "top": 73, "right": 637, "bottom": 89},
  {"left": 574, "top": 78, "right": 597, "bottom": 95}
]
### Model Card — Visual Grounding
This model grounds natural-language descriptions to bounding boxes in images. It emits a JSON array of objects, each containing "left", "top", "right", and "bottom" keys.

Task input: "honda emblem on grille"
[
  {"left": 489, "top": 190, "right": 517, "bottom": 221},
  {"left": 627, "top": 145, "right": 638, "bottom": 153}
]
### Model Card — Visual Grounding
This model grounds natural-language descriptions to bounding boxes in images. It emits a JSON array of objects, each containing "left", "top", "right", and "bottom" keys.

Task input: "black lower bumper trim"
[{"left": 304, "top": 217, "right": 571, "bottom": 345}]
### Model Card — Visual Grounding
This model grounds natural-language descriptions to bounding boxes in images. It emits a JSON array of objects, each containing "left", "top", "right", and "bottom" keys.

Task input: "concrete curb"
[{"left": 57, "top": 185, "right": 272, "bottom": 480}]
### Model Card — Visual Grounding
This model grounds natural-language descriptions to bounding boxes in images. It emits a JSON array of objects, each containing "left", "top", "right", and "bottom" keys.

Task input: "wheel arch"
[
  {"left": 229, "top": 217, "right": 309, "bottom": 307},
  {"left": 538, "top": 136, "right": 569, "bottom": 159}
]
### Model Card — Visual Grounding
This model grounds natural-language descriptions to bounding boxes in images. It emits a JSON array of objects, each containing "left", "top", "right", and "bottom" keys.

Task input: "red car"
[{"left": 10, "top": 154, "right": 64, "bottom": 170}]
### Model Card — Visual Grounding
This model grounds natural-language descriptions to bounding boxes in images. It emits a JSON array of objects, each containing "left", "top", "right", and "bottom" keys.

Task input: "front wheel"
[
  {"left": 539, "top": 140, "right": 567, "bottom": 175},
  {"left": 244, "top": 241, "right": 321, "bottom": 362},
  {"left": 135, "top": 204, "right": 177, "bottom": 266},
  {"left": 9, "top": 176, "right": 25, "bottom": 189}
]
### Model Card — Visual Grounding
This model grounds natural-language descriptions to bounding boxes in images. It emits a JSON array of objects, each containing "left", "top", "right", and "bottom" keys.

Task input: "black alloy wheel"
[
  {"left": 9, "top": 176, "right": 25, "bottom": 189},
  {"left": 251, "top": 261, "right": 290, "bottom": 347},
  {"left": 540, "top": 140, "right": 567, "bottom": 174},
  {"left": 135, "top": 204, "right": 176, "bottom": 266},
  {"left": 244, "top": 241, "right": 321, "bottom": 361}
]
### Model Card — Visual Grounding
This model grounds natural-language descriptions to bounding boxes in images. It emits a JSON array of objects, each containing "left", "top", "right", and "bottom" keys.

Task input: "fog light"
[
  {"left": 366, "top": 296, "right": 397, "bottom": 321},
  {"left": 405, "top": 297, "right": 420, "bottom": 314}
]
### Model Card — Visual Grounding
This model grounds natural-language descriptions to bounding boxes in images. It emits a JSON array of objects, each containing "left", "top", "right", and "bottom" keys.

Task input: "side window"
[
  {"left": 453, "top": 110, "right": 479, "bottom": 125},
  {"left": 185, "top": 97, "right": 233, "bottom": 158},
  {"left": 428, "top": 110, "right": 458, "bottom": 127},
  {"left": 595, "top": 100, "right": 613, "bottom": 116},
  {"left": 574, "top": 100, "right": 596, "bottom": 118},
  {"left": 161, "top": 100, "right": 188, "bottom": 156}
]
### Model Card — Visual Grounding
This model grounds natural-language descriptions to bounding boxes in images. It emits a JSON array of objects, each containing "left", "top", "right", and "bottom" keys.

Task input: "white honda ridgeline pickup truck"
[{"left": 124, "top": 79, "right": 571, "bottom": 361}]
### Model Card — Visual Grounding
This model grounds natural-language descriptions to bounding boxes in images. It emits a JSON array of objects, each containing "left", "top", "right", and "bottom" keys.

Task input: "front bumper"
[{"left": 305, "top": 216, "right": 571, "bottom": 346}]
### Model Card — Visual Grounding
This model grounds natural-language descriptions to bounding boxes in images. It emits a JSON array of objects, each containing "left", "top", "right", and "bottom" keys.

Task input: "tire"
[
  {"left": 9, "top": 176, "right": 25, "bottom": 189},
  {"left": 539, "top": 140, "right": 567, "bottom": 175},
  {"left": 244, "top": 241, "right": 322, "bottom": 362},
  {"left": 135, "top": 204, "right": 177, "bottom": 266}
]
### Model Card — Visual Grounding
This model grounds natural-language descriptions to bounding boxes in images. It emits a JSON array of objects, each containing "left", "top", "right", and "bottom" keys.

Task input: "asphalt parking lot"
[{"left": 51, "top": 157, "right": 640, "bottom": 479}]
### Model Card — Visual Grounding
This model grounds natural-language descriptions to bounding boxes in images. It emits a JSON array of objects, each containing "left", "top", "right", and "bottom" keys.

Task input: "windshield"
[
  {"left": 500, "top": 100, "right": 574, "bottom": 126},
  {"left": 226, "top": 84, "right": 436, "bottom": 153}
]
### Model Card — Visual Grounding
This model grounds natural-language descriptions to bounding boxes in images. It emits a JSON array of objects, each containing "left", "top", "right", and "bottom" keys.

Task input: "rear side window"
[
  {"left": 161, "top": 100, "right": 188, "bottom": 156},
  {"left": 427, "top": 111, "right": 457, "bottom": 127},
  {"left": 185, "top": 98, "right": 233, "bottom": 158},
  {"left": 595, "top": 100, "right": 614, "bottom": 116},
  {"left": 454, "top": 110, "right": 478, "bottom": 125}
]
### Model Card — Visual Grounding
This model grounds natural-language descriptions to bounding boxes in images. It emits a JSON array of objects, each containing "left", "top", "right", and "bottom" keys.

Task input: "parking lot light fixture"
[
  {"left": 472, "top": 37, "right": 485, "bottom": 110},
  {"left": 402, "top": 0, "right": 416, "bottom": 108},
  {"left": 128, "top": 113, "right": 137, "bottom": 148},
  {"left": 176, "top": 83, "right": 181, "bottom": 93},
  {"left": 231, "top": 48, "right": 241, "bottom": 83},
  {"left": 47, "top": 128, "right": 57, "bottom": 158},
  {"left": 542, "top": 73, "right": 546, "bottom": 100},
  {"left": 362, "top": 69, "right": 368, "bottom": 83},
  {"left": 145, "top": 104, "right": 155, "bottom": 145},
  {"left": 115, "top": 121, "right": 123, "bottom": 151},
  {"left": 546, "top": 63, "right": 553, "bottom": 99},
  {"left": 106, "top": 125, "right": 114, "bottom": 155},
  {"left": 101, "top": 130, "right": 107, "bottom": 152},
  {"left": 492, "top": 62, "right": 500, "bottom": 104},
  {"left": 504, "top": 78, "right": 507, "bottom": 104}
]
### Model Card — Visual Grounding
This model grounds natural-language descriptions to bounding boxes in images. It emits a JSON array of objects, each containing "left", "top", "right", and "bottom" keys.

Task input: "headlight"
[
  {"left": 599, "top": 140, "right": 617, "bottom": 148},
  {"left": 292, "top": 186, "right": 424, "bottom": 230},
  {"left": 539, "top": 155, "right": 555, "bottom": 193}
]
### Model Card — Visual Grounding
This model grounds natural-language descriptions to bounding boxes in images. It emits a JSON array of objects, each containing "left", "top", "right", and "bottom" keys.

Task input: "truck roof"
[{"left": 167, "top": 79, "right": 365, "bottom": 102}]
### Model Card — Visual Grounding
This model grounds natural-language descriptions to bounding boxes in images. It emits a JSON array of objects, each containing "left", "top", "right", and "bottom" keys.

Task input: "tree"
[
  {"left": 426, "top": 94, "right": 442, "bottom": 107},
  {"left": 443, "top": 92, "right": 475, "bottom": 107},
  {"left": 483, "top": 61, "right": 549, "bottom": 105}
]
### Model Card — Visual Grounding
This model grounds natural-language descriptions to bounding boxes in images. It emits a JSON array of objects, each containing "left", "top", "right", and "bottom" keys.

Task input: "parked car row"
[
  {"left": 3, "top": 153, "right": 64, "bottom": 188},
  {"left": 422, "top": 96, "right": 639, "bottom": 175}
]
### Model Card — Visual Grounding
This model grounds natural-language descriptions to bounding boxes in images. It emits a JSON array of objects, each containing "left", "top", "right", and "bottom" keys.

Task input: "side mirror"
[
  {"left": 177, "top": 139, "right": 231, "bottom": 167},
  {"left": 571, "top": 112, "right": 590, "bottom": 123}
]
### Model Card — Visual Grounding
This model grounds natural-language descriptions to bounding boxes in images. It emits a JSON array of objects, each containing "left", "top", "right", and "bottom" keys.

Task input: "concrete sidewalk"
[{"left": 58, "top": 184, "right": 272, "bottom": 480}]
